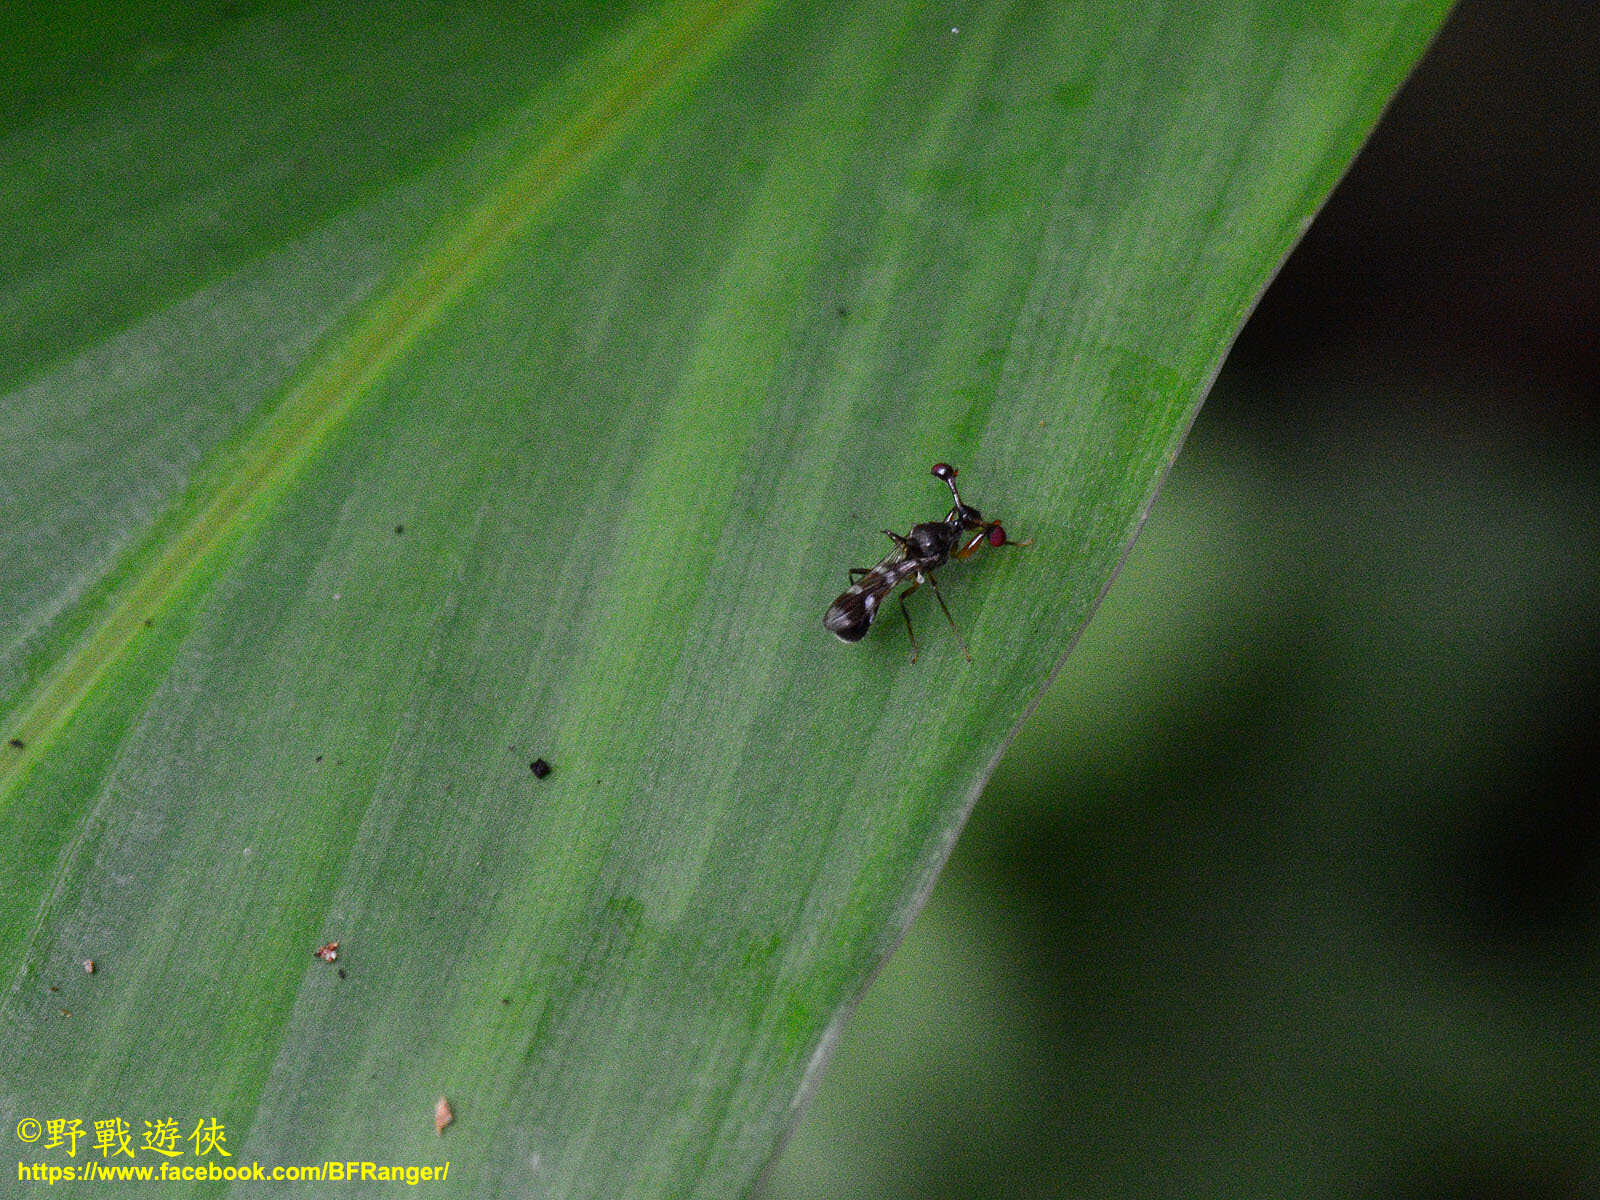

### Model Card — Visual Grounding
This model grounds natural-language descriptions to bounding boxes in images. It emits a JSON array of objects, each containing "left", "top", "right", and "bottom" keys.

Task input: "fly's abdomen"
[{"left": 824, "top": 573, "right": 892, "bottom": 642}]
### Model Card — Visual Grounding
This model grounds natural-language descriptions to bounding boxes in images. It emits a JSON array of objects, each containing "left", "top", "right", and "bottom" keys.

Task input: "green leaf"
[{"left": 2, "top": 0, "right": 1451, "bottom": 1194}]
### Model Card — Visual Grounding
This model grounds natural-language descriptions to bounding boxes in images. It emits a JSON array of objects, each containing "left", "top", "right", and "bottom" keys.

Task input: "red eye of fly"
[{"left": 987, "top": 524, "right": 1008, "bottom": 547}]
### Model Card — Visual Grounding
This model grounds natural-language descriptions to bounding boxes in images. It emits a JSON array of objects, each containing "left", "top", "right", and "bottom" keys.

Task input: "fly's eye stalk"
[
  {"left": 933, "top": 462, "right": 966, "bottom": 510},
  {"left": 986, "top": 524, "right": 1008, "bottom": 547}
]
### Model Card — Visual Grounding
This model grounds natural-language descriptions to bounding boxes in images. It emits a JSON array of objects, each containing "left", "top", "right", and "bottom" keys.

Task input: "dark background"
[
  {"left": 766, "top": 1, "right": 1600, "bottom": 1196},
  {"left": 1231, "top": 0, "right": 1597, "bottom": 434}
]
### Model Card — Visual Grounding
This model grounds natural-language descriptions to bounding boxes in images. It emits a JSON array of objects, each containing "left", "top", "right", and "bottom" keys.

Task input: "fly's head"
[{"left": 933, "top": 461, "right": 1014, "bottom": 542}]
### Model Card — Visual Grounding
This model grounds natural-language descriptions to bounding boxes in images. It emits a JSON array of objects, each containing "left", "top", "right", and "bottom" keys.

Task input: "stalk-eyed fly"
[{"left": 824, "top": 462, "right": 1027, "bottom": 661}]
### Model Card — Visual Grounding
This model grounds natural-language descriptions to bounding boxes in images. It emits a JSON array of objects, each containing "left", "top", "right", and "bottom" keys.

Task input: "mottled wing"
[{"left": 824, "top": 557, "right": 914, "bottom": 643}]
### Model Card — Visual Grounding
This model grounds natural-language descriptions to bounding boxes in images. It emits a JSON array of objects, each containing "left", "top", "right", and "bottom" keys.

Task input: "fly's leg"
[
  {"left": 953, "top": 531, "right": 988, "bottom": 559},
  {"left": 923, "top": 572, "right": 972, "bottom": 662},
  {"left": 953, "top": 526, "right": 1033, "bottom": 560},
  {"left": 896, "top": 580, "right": 922, "bottom": 663},
  {"left": 847, "top": 567, "right": 872, "bottom": 583}
]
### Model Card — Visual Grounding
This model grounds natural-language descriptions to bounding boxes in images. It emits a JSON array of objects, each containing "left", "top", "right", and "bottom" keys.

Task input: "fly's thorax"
[{"left": 906, "top": 521, "right": 959, "bottom": 562}]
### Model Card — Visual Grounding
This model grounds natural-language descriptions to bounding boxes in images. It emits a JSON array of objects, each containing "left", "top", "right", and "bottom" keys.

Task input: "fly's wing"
[{"left": 824, "top": 557, "right": 912, "bottom": 642}]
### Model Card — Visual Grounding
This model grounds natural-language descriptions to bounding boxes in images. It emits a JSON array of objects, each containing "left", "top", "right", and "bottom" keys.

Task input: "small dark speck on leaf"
[
  {"left": 59, "top": 1009, "right": 72, "bottom": 1017},
  {"left": 315, "top": 754, "right": 323, "bottom": 763},
  {"left": 530, "top": 758, "right": 551, "bottom": 779},
  {"left": 143, "top": 617, "right": 153, "bottom": 627},
  {"left": 501, "top": 997, "right": 509, "bottom": 1005},
  {"left": 394, "top": 524, "right": 405, "bottom": 535},
  {"left": 338, "top": 968, "right": 346, "bottom": 979},
  {"left": 6, "top": 738, "right": 22, "bottom": 750},
  {"left": 48, "top": 986, "right": 58, "bottom": 993}
]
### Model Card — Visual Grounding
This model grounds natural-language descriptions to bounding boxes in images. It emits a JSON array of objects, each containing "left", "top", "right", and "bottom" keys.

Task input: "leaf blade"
[{"left": 1, "top": 0, "right": 1454, "bottom": 1194}]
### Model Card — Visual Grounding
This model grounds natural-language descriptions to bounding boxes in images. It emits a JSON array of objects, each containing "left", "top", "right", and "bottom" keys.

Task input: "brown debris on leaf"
[
  {"left": 313, "top": 941, "right": 339, "bottom": 963},
  {"left": 434, "top": 1096, "right": 453, "bottom": 1136}
]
